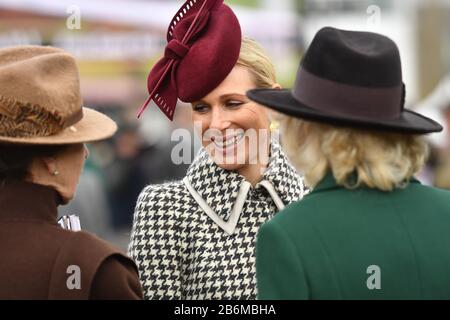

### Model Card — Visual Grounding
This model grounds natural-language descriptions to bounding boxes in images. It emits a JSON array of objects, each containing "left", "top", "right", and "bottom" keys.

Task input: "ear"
[
  {"left": 41, "top": 156, "right": 58, "bottom": 176},
  {"left": 272, "top": 83, "right": 282, "bottom": 90}
]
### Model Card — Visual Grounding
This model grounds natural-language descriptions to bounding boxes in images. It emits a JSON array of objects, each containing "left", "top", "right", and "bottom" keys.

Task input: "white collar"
[{"left": 184, "top": 138, "right": 306, "bottom": 234}]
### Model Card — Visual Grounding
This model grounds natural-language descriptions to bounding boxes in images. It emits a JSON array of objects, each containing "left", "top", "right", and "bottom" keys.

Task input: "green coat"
[{"left": 256, "top": 172, "right": 450, "bottom": 299}]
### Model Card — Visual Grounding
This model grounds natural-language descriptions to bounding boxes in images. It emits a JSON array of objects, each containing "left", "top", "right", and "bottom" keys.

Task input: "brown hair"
[{"left": 0, "top": 144, "right": 68, "bottom": 184}]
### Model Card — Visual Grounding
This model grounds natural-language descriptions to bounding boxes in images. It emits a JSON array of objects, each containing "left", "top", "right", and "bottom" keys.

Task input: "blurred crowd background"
[{"left": 1, "top": 0, "right": 450, "bottom": 249}]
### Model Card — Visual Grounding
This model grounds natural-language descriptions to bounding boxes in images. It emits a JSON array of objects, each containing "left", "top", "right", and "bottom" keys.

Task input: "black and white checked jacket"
[{"left": 128, "top": 139, "right": 306, "bottom": 299}]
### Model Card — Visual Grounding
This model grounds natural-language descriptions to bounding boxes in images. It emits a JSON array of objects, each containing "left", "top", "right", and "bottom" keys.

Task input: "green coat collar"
[{"left": 311, "top": 172, "right": 421, "bottom": 194}]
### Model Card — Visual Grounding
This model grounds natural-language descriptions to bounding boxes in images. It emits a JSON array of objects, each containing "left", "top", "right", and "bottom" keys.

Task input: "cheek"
[
  {"left": 67, "top": 158, "right": 85, "bottom": 194},
  {"left": 70, "top": 152, "right": 86, "bottom": 182},
  {"left": 191, "top": 114, "right": 210, "bottom": 142},
  {"left": 233, "top": 105, "right": 269, "bottom": 131}
]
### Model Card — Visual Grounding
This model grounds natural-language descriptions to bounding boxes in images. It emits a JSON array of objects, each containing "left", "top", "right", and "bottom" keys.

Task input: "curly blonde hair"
[{"left": 279, "top": 116, "right": 429, "bottom": 191}]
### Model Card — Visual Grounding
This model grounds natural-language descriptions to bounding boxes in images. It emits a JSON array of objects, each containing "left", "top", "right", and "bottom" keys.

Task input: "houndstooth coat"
[{"left": 128, "top": 139, "right": 306, "bottom": 300}]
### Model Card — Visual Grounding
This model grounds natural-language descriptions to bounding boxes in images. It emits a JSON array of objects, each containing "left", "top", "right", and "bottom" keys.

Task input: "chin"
[
  {"left": 207, "top": 145, "right": 249, "bottom": 172},
  {"left": 214, "top": 161, "right": 246, "bottom": 172},
  {"left": 59, "top": 193, "right": 74, "bottom": 205}
]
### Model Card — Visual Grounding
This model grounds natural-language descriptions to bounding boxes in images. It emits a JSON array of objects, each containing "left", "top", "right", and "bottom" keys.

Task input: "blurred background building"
[{"left": 1, "top": 0, "right": 450, "bottom": 248}]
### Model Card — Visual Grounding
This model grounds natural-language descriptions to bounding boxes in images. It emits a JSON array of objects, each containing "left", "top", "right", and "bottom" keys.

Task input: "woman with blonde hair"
[
  {"left": 129, "top": 0, "right": 306, "bottom": 299},
  {"left": 248, "top": 27, "right": 450, "bottom": 299}
]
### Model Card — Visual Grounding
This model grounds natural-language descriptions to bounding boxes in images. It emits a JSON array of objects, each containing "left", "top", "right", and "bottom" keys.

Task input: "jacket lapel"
[
  {"left": 186, "top": 149, "right": 245, "bottom": 222},
  {"left": 185, "top": 139, "right": 306, "bottom": 234}
]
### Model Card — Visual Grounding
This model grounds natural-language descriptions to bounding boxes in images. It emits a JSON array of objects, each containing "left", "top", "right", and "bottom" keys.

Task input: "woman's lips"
[{"left": 212, "top": 132, "right": 245, "bottom": 151}]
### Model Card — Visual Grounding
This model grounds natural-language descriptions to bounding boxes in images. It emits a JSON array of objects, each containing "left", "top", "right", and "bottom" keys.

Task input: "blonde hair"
[
  {"left": 280, "top": 117, "right": 429, "bottom": 191},
  {"left": 236, "top": 37, "right": 276, "bottom": 88}
]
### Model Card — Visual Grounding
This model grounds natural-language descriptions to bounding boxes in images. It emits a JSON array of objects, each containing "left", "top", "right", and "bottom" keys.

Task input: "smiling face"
[{"left": 191, "top": 65, "right": 270, "bottom": 172}]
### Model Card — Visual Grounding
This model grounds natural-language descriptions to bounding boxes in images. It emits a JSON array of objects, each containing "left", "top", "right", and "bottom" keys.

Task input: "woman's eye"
[
  {"left": 225, "top": 101, "right": 244, "bottom": 108},
  {"left": 193, "top": 104, "right": 209, "bottom": 113}
]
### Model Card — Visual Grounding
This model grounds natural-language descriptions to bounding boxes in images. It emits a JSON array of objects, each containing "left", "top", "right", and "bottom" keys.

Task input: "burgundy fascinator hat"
[{"left": 138, "top": 0, "right": 242, "bottom": 120}]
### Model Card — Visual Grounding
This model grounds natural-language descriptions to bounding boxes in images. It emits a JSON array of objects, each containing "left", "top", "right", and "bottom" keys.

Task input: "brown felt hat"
[{"left": 0, "top": 45, "right": 117, "bottom": 145}]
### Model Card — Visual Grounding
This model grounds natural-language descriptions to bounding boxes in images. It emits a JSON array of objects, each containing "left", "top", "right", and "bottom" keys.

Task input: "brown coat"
[{"left": 0, "top": 181, "right": 143, "bottom": 300}]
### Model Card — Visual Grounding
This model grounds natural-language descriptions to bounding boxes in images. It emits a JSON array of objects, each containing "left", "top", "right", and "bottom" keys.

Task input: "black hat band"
[{"left": 292, "top": 67, "right": 404, "bottom": 120}]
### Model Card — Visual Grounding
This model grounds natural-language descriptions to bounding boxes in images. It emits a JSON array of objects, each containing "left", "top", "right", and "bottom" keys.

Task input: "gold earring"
[
  {"left": 53, "top": 170, "right": 59, "bottom": 176},
  {"left": 269, "top": 120, "right": 279, "bottom": 132}
]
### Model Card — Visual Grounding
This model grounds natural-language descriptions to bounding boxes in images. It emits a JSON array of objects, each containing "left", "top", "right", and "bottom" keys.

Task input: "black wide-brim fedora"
[{"left": 247, "top": 27, "right": 442, "bottom": 134}]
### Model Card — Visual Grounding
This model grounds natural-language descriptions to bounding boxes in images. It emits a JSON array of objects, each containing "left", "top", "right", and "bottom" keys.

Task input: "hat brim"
[
  {"left": 247, "top": 89, "right": 443, "bottom": 134},
  {"left": 0, "top": 107, "right": 117, "bottom": 145}
]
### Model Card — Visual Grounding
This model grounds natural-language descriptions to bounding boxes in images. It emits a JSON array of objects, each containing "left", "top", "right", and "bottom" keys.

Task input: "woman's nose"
[{"left": 209, "top": 107, "right": 231, "bottom": 131}]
